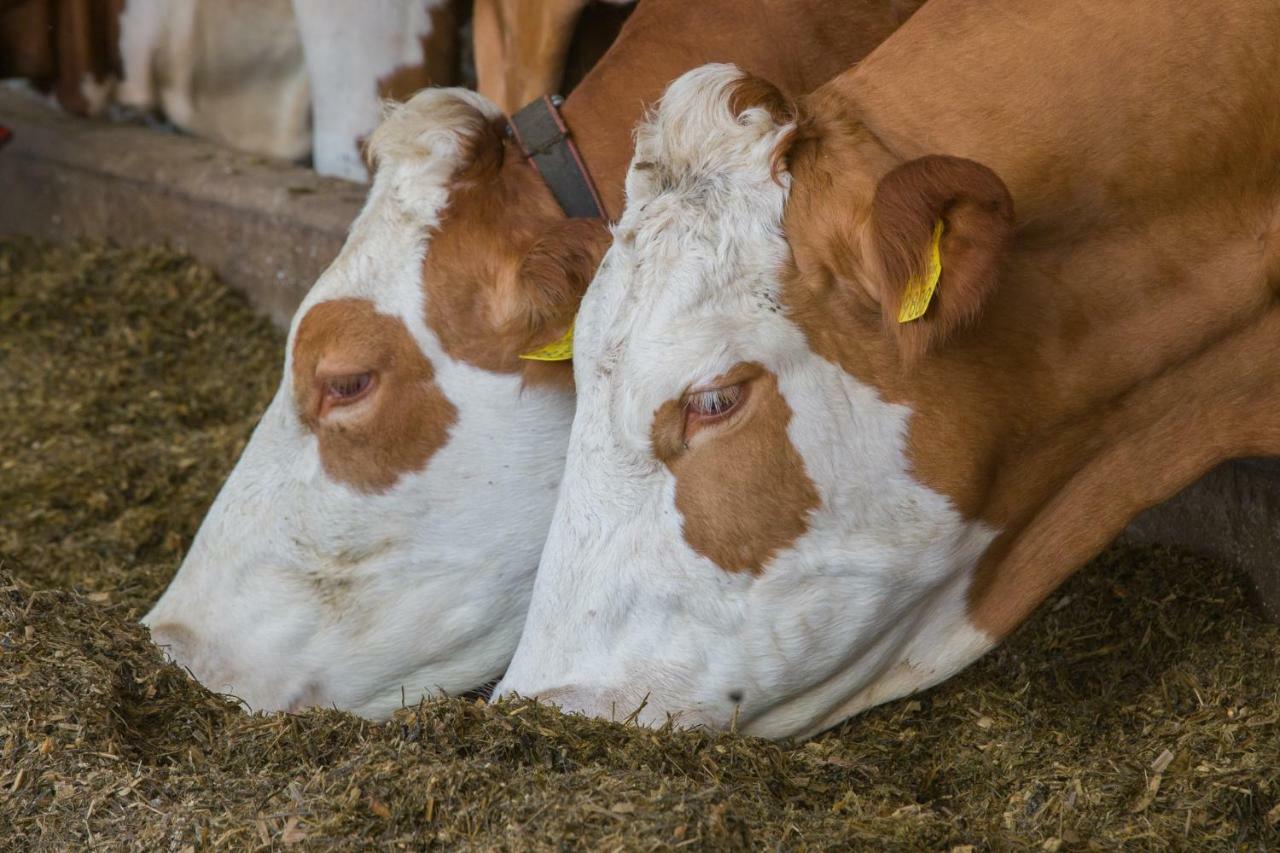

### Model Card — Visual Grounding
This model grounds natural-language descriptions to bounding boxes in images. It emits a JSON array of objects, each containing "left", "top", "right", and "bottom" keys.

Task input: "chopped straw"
[{"left": 1, "top": 239, "right": 1277, "bottom": 848}]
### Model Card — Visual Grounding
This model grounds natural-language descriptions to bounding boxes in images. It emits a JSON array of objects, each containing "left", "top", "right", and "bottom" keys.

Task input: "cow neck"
[{"left": 790, "top": 34, "right": 1280, "bottom": 642}]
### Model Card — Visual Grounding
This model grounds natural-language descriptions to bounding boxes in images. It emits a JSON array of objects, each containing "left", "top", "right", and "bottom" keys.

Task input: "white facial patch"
[
  {"left": 145, "top": 88, "right": 577, "bottom": 718},
  {"left": 496, "top": 64, "right": 998, "bottom": 739}
]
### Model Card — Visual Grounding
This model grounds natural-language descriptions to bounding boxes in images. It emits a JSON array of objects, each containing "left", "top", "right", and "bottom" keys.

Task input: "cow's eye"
[
  {"left": 684, "top": 383, "right": 745, "bottom": 421},
  {"left": 322, "top": 372, "right": 375, "bottom": 406}
]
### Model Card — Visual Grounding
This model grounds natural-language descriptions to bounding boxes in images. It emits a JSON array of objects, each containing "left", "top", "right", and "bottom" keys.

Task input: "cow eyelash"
[
  {"left": 684, "top": 384, "right": 744, "bottom": 419},
  {"left": 324, "top": 372, "right": 374, "bottom": 401}
]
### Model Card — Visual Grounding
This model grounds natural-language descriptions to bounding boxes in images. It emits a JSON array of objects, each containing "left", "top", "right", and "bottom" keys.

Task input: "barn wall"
[{"left": 0, "top": 87, "right": 363, "bottom": 328}]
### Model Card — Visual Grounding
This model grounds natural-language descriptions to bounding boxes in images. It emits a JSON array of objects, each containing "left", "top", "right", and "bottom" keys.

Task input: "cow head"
[
  {"left": 145, "top": 87, "right": 608, "bottom": 717},
  {"left": 496, "top": 65, "right": 1016, "bottom": 738}
]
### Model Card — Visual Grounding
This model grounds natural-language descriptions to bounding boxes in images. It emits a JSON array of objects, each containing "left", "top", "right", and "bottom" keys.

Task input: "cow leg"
[{"left": 473, "top": 0, "right": 590, "bottom": 114}]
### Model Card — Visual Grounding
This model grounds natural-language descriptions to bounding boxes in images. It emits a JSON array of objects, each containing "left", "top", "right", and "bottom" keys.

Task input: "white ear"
[{"left": 366, "top": 88, "right": 503, "bottom": 226}]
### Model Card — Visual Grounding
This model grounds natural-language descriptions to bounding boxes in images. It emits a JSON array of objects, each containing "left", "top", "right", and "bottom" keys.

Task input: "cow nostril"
[{"left": 728, "top": 690, "right": 744, "bottom": 704}]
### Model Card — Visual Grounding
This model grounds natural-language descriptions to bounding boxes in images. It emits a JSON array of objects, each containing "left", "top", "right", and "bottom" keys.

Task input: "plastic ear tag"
[
  {"left": 518, "top": 321, "right": 574, "bottom": 361},
  {"left": 897, "top": 219, "right": 944, "bottom": 324}
]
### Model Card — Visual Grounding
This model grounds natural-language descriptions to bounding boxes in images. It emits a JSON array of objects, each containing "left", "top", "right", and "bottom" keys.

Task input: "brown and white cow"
[
  {"left": 116, "top": 0, "right": 311, "bottom": 160},
  {"left": 143, "top": 0, "right": 915, "bottom": 717},
  {"left": 495, "top": 0, "right": 1280, "bottom": 738},
  {"left": 0, "top": 0, "right": 457, "bottom": 178}
]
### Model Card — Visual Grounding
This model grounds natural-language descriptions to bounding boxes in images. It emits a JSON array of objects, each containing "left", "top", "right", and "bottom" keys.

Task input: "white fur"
[
  {"left": 496, "top": 65, "right": 999, "bottom": 739},
  {"left": 291, "top": 0, "right": 452, "bottom": 182},
  {"left": 145, "top": 88, "right": 575, "bottom": 718}
]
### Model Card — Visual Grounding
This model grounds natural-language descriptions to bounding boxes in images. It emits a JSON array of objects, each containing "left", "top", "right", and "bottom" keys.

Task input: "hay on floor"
[{"left": 1, "top": 239, "right": 1277, "bottom": 849}]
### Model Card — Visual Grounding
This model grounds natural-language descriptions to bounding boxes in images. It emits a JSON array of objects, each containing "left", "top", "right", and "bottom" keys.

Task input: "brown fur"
[
  {"left": 472, "top": 0, "right": 592, "bottom": 115},
  {"left": 774, "top": 0, "right": 1280, "bottom": 641},
  {"left": 870, "top": 156, "right": 1014, "bottom": 362},
  {"left": 651, "top": 365, "right": 820, "bottom": 574},
  {"left": 727, "top": 74, "right": 800, "bottom": 184},
  {"left": 292, "top": 299, "right": 458, "bottom": 494},
  {"left": 421, "top": 139, "right": 610, "bottom": 385},
  {"left": 471, "top": 0, "right": 634, "bottom": 117},
  {"left": 559, "top": 0, "right": 908, "bottom": 218},
  {"left": 0, "top": 0, "right": 124, "bottom": 114}
]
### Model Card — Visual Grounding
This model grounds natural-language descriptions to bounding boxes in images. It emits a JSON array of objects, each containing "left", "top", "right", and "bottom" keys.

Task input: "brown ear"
[
  {"left": 501, "top": 217, "right": 611, "bottom": 351},
  {"left": 869, "top": 155, "right": 1014, "bottom": 361}
]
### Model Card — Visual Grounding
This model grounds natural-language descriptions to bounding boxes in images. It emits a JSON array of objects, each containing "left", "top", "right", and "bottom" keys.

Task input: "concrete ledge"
[
  {"left": 0, "top": 87, "right": 364, "bottom": 327},
  {"left": 1126, "top": 459, "right": 1280, "bottom": 622},
  {"left": 2, "top": 86, "right": 1277, "bottom": 621}
]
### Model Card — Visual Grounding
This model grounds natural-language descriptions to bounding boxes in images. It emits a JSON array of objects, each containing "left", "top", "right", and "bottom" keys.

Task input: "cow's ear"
[
  {"left": 502, "top": 218, "right": 611, "bottom": 356},
  {"left": 868, "top": 155, "right": 1014, "bottom": 362}
]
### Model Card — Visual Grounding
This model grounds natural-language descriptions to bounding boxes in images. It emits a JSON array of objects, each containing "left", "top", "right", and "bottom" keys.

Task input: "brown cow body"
[{"left": 0, "top": 0, "right": 124, "bottom": 115}]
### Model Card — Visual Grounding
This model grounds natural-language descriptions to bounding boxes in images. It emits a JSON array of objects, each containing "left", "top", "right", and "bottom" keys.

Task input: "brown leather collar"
[{"left": 507, "top": 95, "right": 606, "bottom": 220}]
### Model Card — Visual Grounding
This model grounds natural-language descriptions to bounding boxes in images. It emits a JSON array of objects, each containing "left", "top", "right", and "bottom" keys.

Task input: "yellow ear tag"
[
  {"left": 897, "top": 219, "right": 944, "bottom": 324},
  {"left": 518, "top": 320, "right": 574, "bottom": 361}
]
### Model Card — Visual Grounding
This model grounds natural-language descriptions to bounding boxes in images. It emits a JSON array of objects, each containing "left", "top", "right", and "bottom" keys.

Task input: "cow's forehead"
[
  {"left": 609, "top": 66, "right": 792, "bottom": 303},
  {"left": 289, "top": 87, "right": 503, "bottom": 349},
  {"left": 584, "top": 68, "right": 796, "bottom": 375},
  {"left": 301, "top": 189, "right": 427, "bottom": 322}
]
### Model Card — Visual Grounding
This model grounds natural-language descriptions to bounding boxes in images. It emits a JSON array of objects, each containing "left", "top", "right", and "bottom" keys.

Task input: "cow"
[
  {"left": 143, "top": 0, "right": 918, "bottom": 717},
  {"left": 1, "top": 0, "right": 312, "bottom": 160},
  {"left": 0, "top": 0, "right": 458, "bottom": 178},
  {"left": 472, "top": 0, "right": 634, "bottom": 116},
  {"left": 494, "top": 0, "right": 1280, "bottom": 739}
]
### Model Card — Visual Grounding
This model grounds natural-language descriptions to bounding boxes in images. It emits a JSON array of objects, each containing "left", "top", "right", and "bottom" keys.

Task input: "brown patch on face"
[
  {"left": 651, "top": 364, "right": 820, "bottom": 574},
  {"left": 421, "top": 143, "right": 610, "bottom": 385},
  {"left": 779, "top": 115, "right": 1016, "bottom": 521},
  {"left": 292, "top": 298, "right": 457, "bottom": 494}
]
